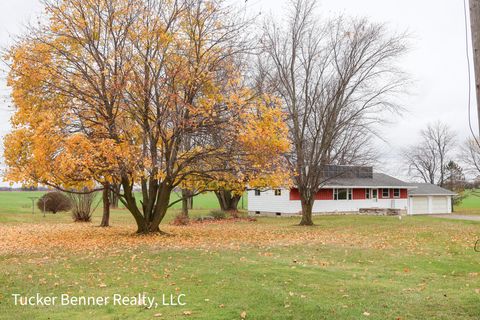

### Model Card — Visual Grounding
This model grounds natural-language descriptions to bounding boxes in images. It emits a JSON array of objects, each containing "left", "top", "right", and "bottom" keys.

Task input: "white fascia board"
[
  {"left": 322, "top": 185, "right": 417, "bottom": 189},
  {"left": 409, "top": 194, "right": 456, "bottom": 196}
]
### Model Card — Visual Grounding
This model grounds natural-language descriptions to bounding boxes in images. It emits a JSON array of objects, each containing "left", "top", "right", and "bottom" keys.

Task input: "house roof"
[
  {"left": 323, "top": 173, "right": 414, "bottom": 188},
  {"left": 407, "top": 183, "right": 456, "bottom": 196}
]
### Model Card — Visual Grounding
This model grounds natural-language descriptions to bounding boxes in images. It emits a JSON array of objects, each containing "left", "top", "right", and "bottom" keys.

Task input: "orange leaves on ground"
[{"left": 0, "top": 219, "right": 477, "bottom": 256}]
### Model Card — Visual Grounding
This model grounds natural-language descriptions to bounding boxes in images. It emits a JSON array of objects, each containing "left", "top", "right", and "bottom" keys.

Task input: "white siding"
[
  {"left": 432, "top": 196, "right": 449, "bottom": 213},
  {"left": 407, "top": 195, "right": 452, "bottom": 214},
  {"left": 311, "top": 198, "right": 408, "bottom": 213},
  {"left": 248, "top": 189, "right": 300, "bottom": 214},
  {"left": 248, "top": 189, "right": 408, "bottom": 215},
  {"left": 410, "top": 197, "right": 428, "bottom": 214}
]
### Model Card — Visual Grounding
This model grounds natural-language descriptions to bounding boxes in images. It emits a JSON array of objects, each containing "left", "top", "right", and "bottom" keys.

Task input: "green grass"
[
  {"left": 454, "top": 189, "right": 480, "bottom": 215},
  {"left": 0, "top": 190, "right": 247, "bottom": 223},
  {"left": 0, "top": 190, "right": 243, "bottom": 211},
  {"left": 0, "top": 192, "right": 479, "bottom": 319}
]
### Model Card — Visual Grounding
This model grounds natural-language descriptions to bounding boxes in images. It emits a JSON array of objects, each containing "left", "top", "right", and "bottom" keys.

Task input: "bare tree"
[
  {"left": 403, "top": 122, "right": 456, "bottom": 185},
  {"left": 259, "top": 0, "right": 407, "bottom": 225},
  {"left": 460, "top": 138, "right": 480, "bottom": 177}
]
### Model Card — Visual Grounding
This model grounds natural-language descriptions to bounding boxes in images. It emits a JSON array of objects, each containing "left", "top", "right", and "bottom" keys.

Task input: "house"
[{"left": 247, "top": 165, "right": 455, "bottom": 216}]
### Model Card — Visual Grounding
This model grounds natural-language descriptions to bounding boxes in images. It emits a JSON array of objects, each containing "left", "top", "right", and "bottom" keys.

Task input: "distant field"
[
  {"left": 456, "top": 190, "right": 480, "bottom": 209},
  {"left": 0, "top": 190, "right": 247, "bottom": 211},
  {"left": 454, "top": 190, "right": 480, "bottom": 215},
  {"left": 0, "top": 191, "right": 247, "bottom": 224}
]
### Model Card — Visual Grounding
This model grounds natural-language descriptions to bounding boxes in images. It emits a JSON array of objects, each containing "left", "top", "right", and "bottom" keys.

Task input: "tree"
[
  {"left": 403, "top": 122, "right": 456, "bottom": 185},
  {"left": 461, "top": 138, "right": 480, "bottom": 175},
  {"left": 209, "top": 100, "right": 291, "bottom": 214},
  {"left": 459, "top": 137, "right": 480, "bottom": 193},
  {"left": 4, "top": 0, "right": 288, "bottom": 233},
  {"left": 37, "top": 192, "right": 72, "bottom": 214},
  {"left": 443, "top": 160, "right": 466, "bottom": 206},
  {"left": 259, "top": 0, "right": 407, "bottom": 225}
]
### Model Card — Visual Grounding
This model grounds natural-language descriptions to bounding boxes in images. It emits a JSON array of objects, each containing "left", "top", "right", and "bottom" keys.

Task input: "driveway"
[{"left": 431, "top": 214, "right": 480, "bottom": 221}]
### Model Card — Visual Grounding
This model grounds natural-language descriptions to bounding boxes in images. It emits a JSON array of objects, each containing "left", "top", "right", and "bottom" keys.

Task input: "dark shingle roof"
[
  {"left": 408, "top": 183, "right": 456, "bottom": 196},
  {"left": 323, "top": 173, "right": 412, "bottom": 188}
]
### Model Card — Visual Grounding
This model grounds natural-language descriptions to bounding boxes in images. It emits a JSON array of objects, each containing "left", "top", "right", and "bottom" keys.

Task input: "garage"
[
  {"left": 408, "top": 183, "right": 455, "bottom": 215},
  {"left": 431, "top": 196, "right": 449, "bottom": 213},
  {"left": 411, "top": 196, "right": 428, "bottom": 214}
]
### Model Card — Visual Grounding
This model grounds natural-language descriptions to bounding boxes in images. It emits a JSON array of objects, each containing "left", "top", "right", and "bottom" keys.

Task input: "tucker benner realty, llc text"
[{"left": 11, "top": 293, "right": 186, "bottom": 309}]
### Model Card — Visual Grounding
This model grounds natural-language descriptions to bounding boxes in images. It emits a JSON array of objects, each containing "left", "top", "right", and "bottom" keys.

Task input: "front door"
[{"left": 372, "top": 189, "right": 378, "bottom": 201}]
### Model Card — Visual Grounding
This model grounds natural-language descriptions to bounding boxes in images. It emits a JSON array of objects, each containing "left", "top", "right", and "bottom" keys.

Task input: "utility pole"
[{"left": 469, "top": 0, "right": 480, "bottom": 135}]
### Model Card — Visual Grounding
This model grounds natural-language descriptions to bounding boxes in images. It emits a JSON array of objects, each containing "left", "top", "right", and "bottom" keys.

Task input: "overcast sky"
[{"left": 0, "top": 0, "right": 476, "bottom": 185}]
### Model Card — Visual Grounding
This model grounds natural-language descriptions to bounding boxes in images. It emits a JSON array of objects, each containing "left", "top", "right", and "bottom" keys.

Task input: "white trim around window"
[
  {"left": 382, "top": 188, "right": 390, "bottom": 198},
  {"left": 393, "top": 188, "right": 400, "bottom": 198},
  {"left": 333, "top": 188, "right": 352, "bottom": 200}
]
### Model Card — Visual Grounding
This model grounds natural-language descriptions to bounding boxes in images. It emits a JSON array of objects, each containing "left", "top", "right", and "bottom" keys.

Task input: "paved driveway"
[{"left": 431, "top": 214, "right": 480, "bottom": 221}]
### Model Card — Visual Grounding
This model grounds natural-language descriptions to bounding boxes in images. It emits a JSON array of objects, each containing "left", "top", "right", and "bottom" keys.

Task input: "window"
[
  {"left": 365, "top": 188, "right": 371, "bottom": 199},
  {"left": 382, "top": 189, "right": 389, "bottom": 198},
  {"left": 274, "top": 189, "right": 281, "bottom": 196},
  {"left": 334, "top": 188, "right": 352, "bottom": 200},
  {"left": 393, "top": 189, "right": 400, "bottom": 198},
  {"left": 254, "top": 189, "right": 261, "bottom": 196}
]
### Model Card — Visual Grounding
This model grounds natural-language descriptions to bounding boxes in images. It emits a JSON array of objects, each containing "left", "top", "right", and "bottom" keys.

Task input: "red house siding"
[
  {"left": 290, "top": 188, "right": 408, "bottom": 200},
  {"left": 353, "top": 188, "right": 365, "bottom": 200},
  {"left": 316, "top": 189, "right": 333, "bottom": 200},
  {"left": 289, "top": 188, "right": 333, "bottom": 200},
  {"left": 289, "top": 188, "right": 301, "bottom": 200}
]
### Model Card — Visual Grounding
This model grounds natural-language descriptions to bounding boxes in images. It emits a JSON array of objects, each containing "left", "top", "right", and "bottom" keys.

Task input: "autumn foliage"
[{"left": 4, "top": 0, "right": 289, "bottom": 233}]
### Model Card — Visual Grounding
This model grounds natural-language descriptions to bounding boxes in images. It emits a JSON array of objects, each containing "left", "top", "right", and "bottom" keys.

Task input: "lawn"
[
  {"left": 0, "top": 192, "right": 479, "bottom": 319},
  {"left": 456, "top": 189, "right": 480, "bottom": 213}
]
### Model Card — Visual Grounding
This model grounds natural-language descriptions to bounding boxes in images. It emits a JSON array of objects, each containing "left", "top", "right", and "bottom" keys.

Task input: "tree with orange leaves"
[{"left": 4, "top": 0, "right": 289, "bottom": 233}]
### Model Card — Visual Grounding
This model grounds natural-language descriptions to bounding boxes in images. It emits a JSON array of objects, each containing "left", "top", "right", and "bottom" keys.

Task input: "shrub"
[
  {"left": 227, "top": 210, "right": 240, "bottom": 219},
  {"left": 171, "top": 213, "right": 190, "bottom": 226},
  {"left": 37, "top": 192, "right": 72, "bottom": 214},
  {"left": 209, "top": 210, "right": 226, "bottom": 220},
  {"left": 67, "top": 191, "right": 99, "bottom": 222}
]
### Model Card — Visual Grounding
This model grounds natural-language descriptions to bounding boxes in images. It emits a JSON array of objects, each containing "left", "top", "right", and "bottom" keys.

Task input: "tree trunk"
[
  {"left": 109, "top": 183, "right": 120, "bottom": 209},
  {"left": 188, "top": 195, "right": 193, "bottom": 209},
  {"left": 299, "top": 196, "right": 314, "bottom": 226},
  {"left": 100, "top": 184, "right": 110, "bottom": 227},
  {"left": 181, "top": 189, "right": 193, "bottom": 217},
  {"left": 215, "top": 189, "right": 241, "bottom": 211},
  {"left": 119, "top": 176, "right": 173, "bottom": 234}
]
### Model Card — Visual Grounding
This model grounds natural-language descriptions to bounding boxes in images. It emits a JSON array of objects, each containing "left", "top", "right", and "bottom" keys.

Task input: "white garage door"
[
  {"left": 411, "top": 197, "right": 428, "bottom": 214},
  {"left": 431, "top": 196, "right": 448, "bottom": 213}
]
